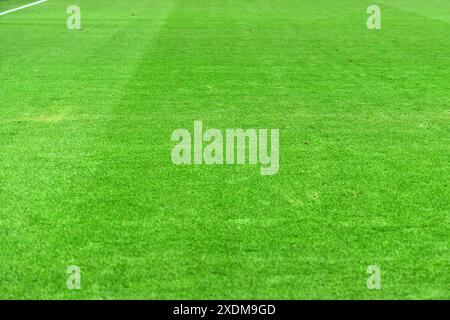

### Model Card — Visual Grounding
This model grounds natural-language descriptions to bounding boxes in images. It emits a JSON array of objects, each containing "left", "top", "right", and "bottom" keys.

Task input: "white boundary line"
[{"left": 0, "top": 0, "right": 48, "bottom": 16}]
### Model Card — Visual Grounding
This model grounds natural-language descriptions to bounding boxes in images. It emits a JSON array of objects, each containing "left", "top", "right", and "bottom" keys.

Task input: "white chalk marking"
[{"left": 0, "top": 0, "right": 48, "bottom": 17}]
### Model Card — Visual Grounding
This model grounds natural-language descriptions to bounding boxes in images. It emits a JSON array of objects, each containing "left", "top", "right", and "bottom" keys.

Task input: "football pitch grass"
[{"left": 0, "top": 0, "right": 449, "bottom": 299}]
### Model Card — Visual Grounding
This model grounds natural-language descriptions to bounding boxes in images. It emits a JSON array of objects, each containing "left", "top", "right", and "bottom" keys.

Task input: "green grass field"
[{"left": 0, "top": 0, "right": 449, "bottom": 299}]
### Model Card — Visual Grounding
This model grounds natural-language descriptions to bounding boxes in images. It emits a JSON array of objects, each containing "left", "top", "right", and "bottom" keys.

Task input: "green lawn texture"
[{"left": 0, "top": 0, "right": 448, "bottom": 299}]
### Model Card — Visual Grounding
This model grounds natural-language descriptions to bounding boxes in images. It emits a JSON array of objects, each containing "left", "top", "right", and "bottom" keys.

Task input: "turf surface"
[{"left": 0, "top": 0, "right": 449, "bottom": 299}]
